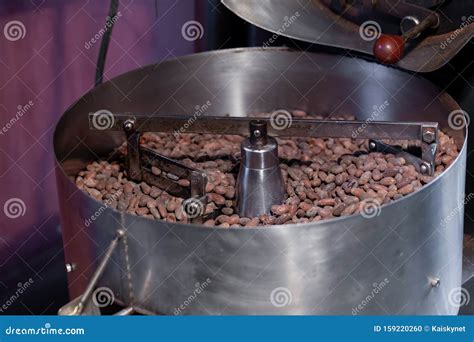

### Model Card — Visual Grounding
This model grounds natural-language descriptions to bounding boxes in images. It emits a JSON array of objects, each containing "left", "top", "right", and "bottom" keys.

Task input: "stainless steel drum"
[{"left": 54, "top": 48, "right": 466, "bottom": 315}]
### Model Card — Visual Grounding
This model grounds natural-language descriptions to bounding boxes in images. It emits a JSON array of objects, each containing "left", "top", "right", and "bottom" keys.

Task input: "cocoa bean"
[
  {"left": 398, "top": 184, "right": 414, "bottom": 195},
  {"left": 271, "top": 204, "right": 290, "bottom": 215},
  {"left": 77, "top": 122, "right": 458, "bottom": 227},
  {"left": 317, "top": 198, "right": 336, "bottom": 206}
]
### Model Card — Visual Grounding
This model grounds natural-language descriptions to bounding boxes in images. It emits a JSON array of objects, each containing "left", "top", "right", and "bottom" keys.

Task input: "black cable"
[{"left": 95, "top": 0, "right": 119, "bottom": 87}]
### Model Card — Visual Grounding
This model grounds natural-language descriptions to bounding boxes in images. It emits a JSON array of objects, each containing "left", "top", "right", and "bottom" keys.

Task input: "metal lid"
[{"left": 222, "top": 0, "right": 474, "bottom": 72}]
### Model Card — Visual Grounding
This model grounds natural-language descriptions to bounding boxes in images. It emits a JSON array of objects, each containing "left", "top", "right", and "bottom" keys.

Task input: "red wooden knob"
[{"left": 373, "top": 34, "right": 405, "bottom": 64}]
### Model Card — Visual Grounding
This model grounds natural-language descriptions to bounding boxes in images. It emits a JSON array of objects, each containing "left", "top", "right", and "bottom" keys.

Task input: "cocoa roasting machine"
[{"left": 54, "top": 0, "right": 470, "bottom": 315}]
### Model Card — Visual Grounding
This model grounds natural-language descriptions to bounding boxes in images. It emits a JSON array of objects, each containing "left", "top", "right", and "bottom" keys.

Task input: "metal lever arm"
[
  {"left": 88, "top": 113, "right": 438, "bottom": 175},
  {"left": 94, "top": 113, "right": 437, "bottom": 140}
]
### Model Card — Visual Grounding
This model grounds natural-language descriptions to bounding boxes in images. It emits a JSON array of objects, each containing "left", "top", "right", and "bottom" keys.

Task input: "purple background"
[{"left": 0, "top": 0, "right": 198, "bottom": 313}]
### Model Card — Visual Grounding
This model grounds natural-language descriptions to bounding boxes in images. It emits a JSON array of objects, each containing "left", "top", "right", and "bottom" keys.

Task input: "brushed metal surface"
[
  {"left": 236, "top": 136, "right": 285, "bottom": 217},
  {"left": 54, "top": 48, "right": 466, "bottom": 315},
  {"left": 221, "top": 0, "right": 474, "bottom": 72}
]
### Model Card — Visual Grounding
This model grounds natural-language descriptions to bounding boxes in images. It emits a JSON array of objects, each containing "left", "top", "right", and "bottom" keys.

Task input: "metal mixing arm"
[
  {"left": 89, "top": 113, "right": 438, "bottom": 174},
  {"left": 89, "top": 112, "right": 438, "bottom": 217}
]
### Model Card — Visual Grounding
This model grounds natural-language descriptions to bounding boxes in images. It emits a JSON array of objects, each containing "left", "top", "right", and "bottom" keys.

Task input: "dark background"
[{"left": 0, "top": 0, "right": 472, "bottom": 314}]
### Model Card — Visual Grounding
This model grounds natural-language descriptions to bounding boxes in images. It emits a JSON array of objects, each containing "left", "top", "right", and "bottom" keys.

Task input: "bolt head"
[
  {"left": 368, "top": 141, "right": 377, "bottom": 150},
  {"left": 420, "top": 163, "right": 429, "bottom": 174},
  {"left": 422, "top": 129, "right": 436, "bottom": 144},
  {"left": 123, "top": 120, "right": 135, "bottom": 131},
  {"left": 253, "top": 130, "right": 261, "bottom": 138}
]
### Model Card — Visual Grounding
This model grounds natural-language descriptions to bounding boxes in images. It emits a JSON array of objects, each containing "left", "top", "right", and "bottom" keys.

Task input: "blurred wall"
[{"left": 0, "top": 0, "right": 196, "bottom": 314}]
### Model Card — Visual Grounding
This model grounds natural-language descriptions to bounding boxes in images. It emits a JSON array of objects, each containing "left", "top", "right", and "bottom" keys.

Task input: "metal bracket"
[
  {"left": 122, "top": 118, "right": 208, "bottom": 217},
  {"left": 368, "top": 123, "right": 437, "bottom": 175},
  {"left": 368, "top": 140, "right": 434, "bottom": 174}
]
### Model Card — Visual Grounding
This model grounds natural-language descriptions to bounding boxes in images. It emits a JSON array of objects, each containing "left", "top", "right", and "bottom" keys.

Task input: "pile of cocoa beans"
[{"left": 76, "top": 112, "right": 459, "bottom": 227}]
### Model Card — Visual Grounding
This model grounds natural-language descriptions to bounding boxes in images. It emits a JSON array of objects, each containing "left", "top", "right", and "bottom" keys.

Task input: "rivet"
[
  {"left": 430, "top": 277, "right": 440, "bottom": 288},
  {"left": 420, "top": 163, "right": 429, "bottom": 174}
]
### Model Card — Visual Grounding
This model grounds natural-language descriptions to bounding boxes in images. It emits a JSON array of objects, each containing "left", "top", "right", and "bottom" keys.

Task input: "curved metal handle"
[{"left": 373, "top": 12, "right": 439, "bottom": 64}]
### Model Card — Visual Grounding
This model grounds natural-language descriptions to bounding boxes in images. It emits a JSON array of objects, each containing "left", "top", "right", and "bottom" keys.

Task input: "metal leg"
[
  {"left": 114, "top": 306, "right": 135, "bottom": 316},
  {"left": 58, "top": 230, "right": 124, "bottom": 315}
]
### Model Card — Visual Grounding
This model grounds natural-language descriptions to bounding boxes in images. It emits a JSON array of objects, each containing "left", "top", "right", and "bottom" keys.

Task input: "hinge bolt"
[{"left": 422, "top": 128, "right": 436, "bottom": 144}]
